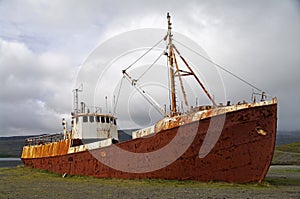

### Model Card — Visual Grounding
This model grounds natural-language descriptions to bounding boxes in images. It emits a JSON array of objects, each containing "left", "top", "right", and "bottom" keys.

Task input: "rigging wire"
[
  {"left": 136, "top": 51, "right": 165, "bottom": 81},
  {"left": 123, "top": 36, "right": 166, "bottom": 71},
  {"left": 120, "top": 36, "right": 170, "bottom": 117},
  {"left": 113, "top": 77, "right": 125, "bottom": 115},
  {"left": 173, "top": 39, "right": 263, "bottom": 92}
]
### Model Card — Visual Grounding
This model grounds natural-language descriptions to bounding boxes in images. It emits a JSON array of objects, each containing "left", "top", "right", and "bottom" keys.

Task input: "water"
[{"left": 0, "top": 158, "right": 23, "bottom": 168}]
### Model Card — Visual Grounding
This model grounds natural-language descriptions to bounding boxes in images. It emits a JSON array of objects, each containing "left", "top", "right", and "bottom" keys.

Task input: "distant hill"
[
  {"left": 0, "top": 136, "right": 27, "bottom": 158},
  {"left": 118, "top": 129, "right": 134, "bottom": 142},
  {"left": 276, "top": 131, "right": 300, "bottom": 145}
]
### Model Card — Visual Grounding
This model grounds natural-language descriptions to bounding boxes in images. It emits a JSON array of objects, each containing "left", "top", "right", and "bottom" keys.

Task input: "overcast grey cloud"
[{"left": 0, "top": 0, "right": 300, "bottom": 136}]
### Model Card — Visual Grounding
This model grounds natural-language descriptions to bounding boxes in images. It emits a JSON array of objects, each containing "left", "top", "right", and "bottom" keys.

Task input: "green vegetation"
[
  {"left": 268, "top": 169, "right": 300, "bottom": 173},
  {"left": 272, "top": 142, "right": 300, "bottom": 165},
  {"left": 276, "top": 142, "right": 300, "bottom": 153},
  {"left": 0, "top": 166, "right": 272, "bottom": 189},
  {"left": 1, "top": 166, "right": 299, "bottom": 189},
  {"left": 265, "top": 169, "right": 300, "bottom": 186},
  {"left": 1, "top": 166, "right": 300, "bottom": 199},
  {"left": 266, "top": 178, "right": 300, "bottom": 186}
]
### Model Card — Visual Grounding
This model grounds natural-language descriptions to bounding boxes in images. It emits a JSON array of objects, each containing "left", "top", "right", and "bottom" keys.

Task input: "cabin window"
[
  {"left": 90, "top": 116, "right": 94, "bottom": 123},
  {"left": 96, "top": 116, "right": 100, "bottom": 123},
  {"left": 83, "top": 116, "right": 88, "bottom": 123},
  {"left": 106, "top": 117, "right": 109, "bottom": 123},
  {"left": 101, "top": 116, "right": 105, "bottom": 123},
  {"left": 113, "top": 118, "right": 116, "bottom": 125}
]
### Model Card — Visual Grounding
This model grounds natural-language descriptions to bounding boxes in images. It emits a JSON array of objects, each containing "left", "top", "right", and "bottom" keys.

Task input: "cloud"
[
  {"left": 0, "top": 39, "right": 74, "bottom": 135},
  {"left": 0, "top": 0, "right": 300, "bottom": 136}
]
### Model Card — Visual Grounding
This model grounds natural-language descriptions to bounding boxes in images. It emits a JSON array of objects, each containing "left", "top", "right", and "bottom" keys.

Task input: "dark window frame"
[
  {"left": 83, "top": 116, "right": 88, "bottom": 123},
  {"left": 89, "top": 116, "right": 94, "bottom": 123},
  {"left": 96, "top": 116, "right": 100, "bottom": 123}
]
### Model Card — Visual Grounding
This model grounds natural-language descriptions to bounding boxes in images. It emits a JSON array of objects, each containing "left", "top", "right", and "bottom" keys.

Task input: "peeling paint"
[{"left": 21, "top": 98, "right": 277, "bottom": 183}]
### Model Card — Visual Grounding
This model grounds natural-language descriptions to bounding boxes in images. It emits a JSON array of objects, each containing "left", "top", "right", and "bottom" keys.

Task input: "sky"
[{"left": 0, "top": 0, "right": 300, "bottom": 136}]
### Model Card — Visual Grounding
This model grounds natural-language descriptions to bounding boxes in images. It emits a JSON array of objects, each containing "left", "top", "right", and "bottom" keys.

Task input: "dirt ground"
[{"left": 0, "top": 166, "right": 299, "bottom": 199}]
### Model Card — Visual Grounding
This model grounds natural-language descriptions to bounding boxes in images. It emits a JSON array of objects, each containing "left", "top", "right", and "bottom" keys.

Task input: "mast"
[
  {"left": 167, "top": 13, "right": 217, "bottom": 108},
  {"left": 172, "top": 45, "right": 217, "bottom": 107},
  {"left": 167, "top": 13, "right": 177, "bottom": 116}
]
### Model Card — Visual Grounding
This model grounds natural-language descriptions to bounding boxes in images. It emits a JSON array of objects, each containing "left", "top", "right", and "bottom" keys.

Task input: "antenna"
[
  {"left": 73, "top": 84, "right": 83, "bottom": 116},
  {"left": 105, "top": 96, "right": 108, "bottom": 113}
]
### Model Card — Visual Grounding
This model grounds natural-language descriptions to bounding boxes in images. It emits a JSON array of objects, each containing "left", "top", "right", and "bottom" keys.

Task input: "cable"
[
  {"left": 113, "top": 77, "right": 125, "bottom": 115},
  {"left": 123, "top": 36, "right": 166, "bottom": 71},
  {"left": 173, "top": 39, "right": 263, "bottom": 92}
]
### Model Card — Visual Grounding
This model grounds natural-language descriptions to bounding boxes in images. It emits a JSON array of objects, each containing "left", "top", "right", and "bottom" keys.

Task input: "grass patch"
[
  {"left": 276, "top": 142, "right": 300, "bottom": 153},
  {"left": 53, "top": 173, "right": 274, "bottom": 189},
  {"left": 272, "top": 142, "right": 300, "bottom": 165},
  {"left": 2, "top": 166, "right": 300, "bottom": 199},
  {"left": 265, "top": 177, "right": 300, "bottom": 186},
  {"left": 0, "top": 166, "right": 273, "bottom": 190},
  {"left": 269, "top": 169, "right": 300, "bottom": 173}
]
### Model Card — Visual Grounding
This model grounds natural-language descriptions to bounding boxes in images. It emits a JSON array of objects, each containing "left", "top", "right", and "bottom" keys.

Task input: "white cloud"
[
  {"left": 0, "top": 0, "right": 300, "bottom": 135},
  {"left": 0, "top": 39, "right": 74, "bottom": 135}
]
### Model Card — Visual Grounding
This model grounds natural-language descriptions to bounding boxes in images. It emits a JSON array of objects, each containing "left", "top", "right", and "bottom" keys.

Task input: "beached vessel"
[{"left": 21, "top": 13, "right": 277, "bottom": 183}]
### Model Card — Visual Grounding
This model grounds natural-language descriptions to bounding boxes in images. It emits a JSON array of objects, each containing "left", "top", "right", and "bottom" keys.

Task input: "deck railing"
[{"left": 25, "top": 131, "right": 71, "bottom": 146}]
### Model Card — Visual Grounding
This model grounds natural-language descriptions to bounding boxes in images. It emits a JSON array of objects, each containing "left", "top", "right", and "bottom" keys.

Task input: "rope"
[
  {"left": 123, "top": 36, "right": 166, "bottom": 71},
  {"left": 173, "top": 39, "right": 263, "bottom": 92}
]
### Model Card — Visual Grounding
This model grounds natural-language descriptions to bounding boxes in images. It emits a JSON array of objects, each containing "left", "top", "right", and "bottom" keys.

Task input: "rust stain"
[
  {"left": 22, "top": 101, "right": 277, "bottom": 183},
  {"left": 22, "top": 139, "right": 71, "bottom": 158}
]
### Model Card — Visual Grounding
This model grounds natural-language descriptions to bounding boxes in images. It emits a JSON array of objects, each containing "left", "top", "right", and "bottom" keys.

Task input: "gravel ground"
[{"left": 0, "top": 166, "right": 299, "bottom": 199}]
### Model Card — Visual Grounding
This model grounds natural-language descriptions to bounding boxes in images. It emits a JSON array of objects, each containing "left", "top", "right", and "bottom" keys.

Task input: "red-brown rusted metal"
[
  {"left": 172, "top": 45, "right": 217, "bottom": 107},
  {"left": 21, "top": 13, "right": 277, "bottom": 184},
  {"left": 22, "top": 102, "right": 277, "bottom": 183},
  {"left": 167, "top": 12, "right": 177, "bottom": 116}
]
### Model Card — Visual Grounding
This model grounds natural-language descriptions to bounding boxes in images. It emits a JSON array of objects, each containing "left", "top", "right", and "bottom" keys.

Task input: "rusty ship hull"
[{"left": 22, "top": 99, "right": 277, "bottom": 183}]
